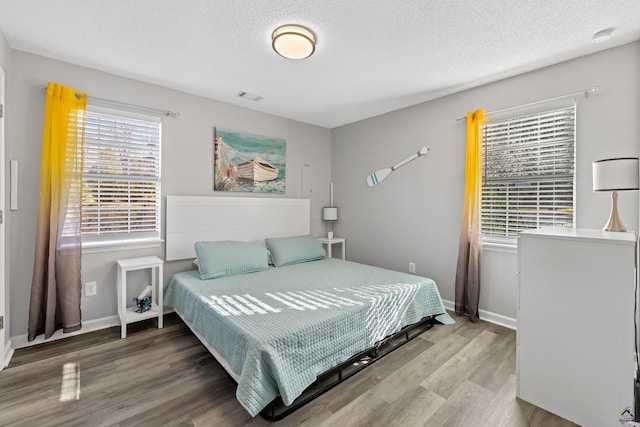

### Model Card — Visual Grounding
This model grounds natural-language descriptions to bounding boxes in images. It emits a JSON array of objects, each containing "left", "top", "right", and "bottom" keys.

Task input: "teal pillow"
[
  {"left": 194, "top": 241, "right": 270, "bottom": 280},
  {"left": 265, "top": 235, "right": 326, "bottom": 267}
]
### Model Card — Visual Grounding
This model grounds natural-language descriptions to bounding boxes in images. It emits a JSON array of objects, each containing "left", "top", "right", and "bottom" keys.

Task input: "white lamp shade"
[
  {"left": 323, "top": 207, "right": 338, "bottom": 221},
  {"left": 593, "top": 157, "right": 639, "bottom": 191}
]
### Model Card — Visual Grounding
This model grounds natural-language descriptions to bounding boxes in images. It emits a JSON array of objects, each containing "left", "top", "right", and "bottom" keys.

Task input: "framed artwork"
[{"left": 214, "top": 128, "right": 286, "bottom": 193}]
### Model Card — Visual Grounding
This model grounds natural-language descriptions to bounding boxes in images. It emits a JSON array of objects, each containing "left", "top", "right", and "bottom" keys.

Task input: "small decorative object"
[
  {"left": 323, "top": 182, "right": 338, "bottom": 239},
  {"left": 214, "top": 128, "right": 286, "bottom": 193},
  {"left": 592, "top": 157, "right": 639, "bottom": 232},
  {"left": 367, "top": 146, "right": 430, "bottom": 187},
  {"left": 133, "top": 296, "right": 152, "bottom": 313},
  {"left": 133, "top": 285, "right": 153, "bottom": 313}
]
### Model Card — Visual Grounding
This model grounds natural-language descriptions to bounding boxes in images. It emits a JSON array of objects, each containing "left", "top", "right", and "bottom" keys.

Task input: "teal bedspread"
[{"left": 164, "top": 258, "right": 453, "bottom": 416}]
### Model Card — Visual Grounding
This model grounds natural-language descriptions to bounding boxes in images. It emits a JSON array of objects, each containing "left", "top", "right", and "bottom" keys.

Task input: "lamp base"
[{"left": 603, "top": 191, "right": 627, "bottom": 232}]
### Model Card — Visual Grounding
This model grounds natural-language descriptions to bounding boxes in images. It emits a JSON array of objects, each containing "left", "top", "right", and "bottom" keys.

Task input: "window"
[
  {"left": 80, "top": 106, "right": 162, "bottom": 248},
  {"left": 481, "top": 105, "right": 576, "bottom": 243}
]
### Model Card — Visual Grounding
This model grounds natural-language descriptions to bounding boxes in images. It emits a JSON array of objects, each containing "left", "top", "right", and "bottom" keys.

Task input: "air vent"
[{"left": 236, "top": 91, "right": 264, "bottom": 102}]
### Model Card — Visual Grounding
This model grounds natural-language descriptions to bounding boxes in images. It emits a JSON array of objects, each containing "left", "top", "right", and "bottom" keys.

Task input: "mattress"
[{"left": 164, "top": 257, "right": 453, "bottom": 416}]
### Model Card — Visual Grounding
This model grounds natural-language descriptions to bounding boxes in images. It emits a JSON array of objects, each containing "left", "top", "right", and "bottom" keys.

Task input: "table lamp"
[
  {"left": 592, "top": 157, "right": 639, "bottom": 232},
  {"left": 323, "top": 182, "right": 338, "bottom": 239},
  {"left": 323, "top": 207, "right": 338, "bottom": 239}
]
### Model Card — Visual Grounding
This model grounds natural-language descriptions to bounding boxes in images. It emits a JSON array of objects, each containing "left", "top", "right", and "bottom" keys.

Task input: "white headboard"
[{"left": 165, "top": 195, "right": 311, "bottom": 261}]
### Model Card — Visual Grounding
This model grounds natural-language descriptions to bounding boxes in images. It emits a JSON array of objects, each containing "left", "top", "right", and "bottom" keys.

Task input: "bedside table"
[
  {"left": 116, "top": 256, "right": 164, "bottom": 338},
  {"left": 318, "top": 237, "right": 346, "bottom": 260}
]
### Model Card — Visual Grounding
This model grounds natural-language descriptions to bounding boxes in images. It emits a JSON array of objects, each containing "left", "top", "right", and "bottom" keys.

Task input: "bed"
[{"left": 164, "top": 196, "right": 453, "bottom": 419}]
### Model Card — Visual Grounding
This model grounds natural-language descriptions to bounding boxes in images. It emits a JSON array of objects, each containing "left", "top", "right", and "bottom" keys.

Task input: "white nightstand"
[
  {"left": 318, "top": 237, "right": 346, "bottom": 260},
  {"left": 116, "top": 256, "right": 164, "bottom": 338}
]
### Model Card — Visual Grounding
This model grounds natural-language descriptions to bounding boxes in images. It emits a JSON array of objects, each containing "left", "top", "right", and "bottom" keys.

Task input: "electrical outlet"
[
  {"left": 409, "top": 262, "right": 416, "bottom": 274},
  {"left": 85, "top": 281, "right": 97, "bottom": 297}
]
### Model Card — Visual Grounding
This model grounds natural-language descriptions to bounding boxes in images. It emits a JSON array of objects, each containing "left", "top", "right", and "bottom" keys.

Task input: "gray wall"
[
  {"left": 331, "top": 42, "right": 640, "bottom": 322},
  {"left": 8, "top": 51, "right": 331, "bottom": 338},
  {"left": 5, "top": 42, "right": 640, "bottom": 340}
]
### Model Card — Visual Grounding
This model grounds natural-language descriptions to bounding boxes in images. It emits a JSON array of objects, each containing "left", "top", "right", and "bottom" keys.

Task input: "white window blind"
[
  {"left": 481, "top": 105, "right": 576, "bottom": 242},
  {"left": 81, "top": 107, "right": 162, "bottom": 246}
]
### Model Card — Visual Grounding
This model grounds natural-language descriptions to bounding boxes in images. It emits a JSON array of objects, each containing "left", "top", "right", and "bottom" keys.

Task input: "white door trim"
[{"left": 0, "top": 65, "right": 7, "bottom": 370}]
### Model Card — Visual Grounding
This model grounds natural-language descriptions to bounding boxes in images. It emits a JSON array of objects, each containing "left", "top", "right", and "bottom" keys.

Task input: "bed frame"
[
  {"left": 260, "top": 315, "right": 435, "bottom": 421},
  {"left": 165, "top": 195, "right": 438, "bottom": 420}
]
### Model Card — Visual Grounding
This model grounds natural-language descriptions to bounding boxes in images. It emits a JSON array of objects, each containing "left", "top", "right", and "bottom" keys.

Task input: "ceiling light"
[
  {"left": 272, "top": 24, "right": 316, "bottom": 60},
  {"left": 592, "top": 28, "right": 614, "bottom": 44}
]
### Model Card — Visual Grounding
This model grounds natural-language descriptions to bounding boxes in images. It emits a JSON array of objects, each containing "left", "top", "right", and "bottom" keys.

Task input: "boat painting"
[
  {"left": 214, "top": 128, "right": 286, "bottom": 193},
  {"left": 237, "top": 157, "right": 279, "bottom": 181}
]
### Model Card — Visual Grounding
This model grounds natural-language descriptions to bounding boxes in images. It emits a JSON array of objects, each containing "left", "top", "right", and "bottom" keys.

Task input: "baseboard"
[
  {"left": 442, "top": 299, "right": 517, "bottom": 330},
  {"left": 11, "top": 315, "right": 120, "bottom": 350},
  {"left": 3, "top": 339, "right": 15, "bottom": 369}
]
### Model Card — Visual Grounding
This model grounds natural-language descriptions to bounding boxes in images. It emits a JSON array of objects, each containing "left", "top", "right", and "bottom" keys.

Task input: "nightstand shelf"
[
  {"left": 124, "top": 304, "right": 161, "bottom": 323},
  {"left": 116, "top": 256, "right": 164, "bottom": 338}
]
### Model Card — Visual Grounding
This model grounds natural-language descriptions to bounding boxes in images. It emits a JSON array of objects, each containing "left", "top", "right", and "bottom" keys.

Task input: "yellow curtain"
[
  {"left": 454, "top": 109, "right": 484, "bottom": 322},
  {"left": 28, "top": 82, "right": 86, "bottom": 341}
]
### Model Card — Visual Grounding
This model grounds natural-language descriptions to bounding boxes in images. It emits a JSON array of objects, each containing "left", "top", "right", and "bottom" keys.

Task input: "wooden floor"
[{"left": 0, "top": 312, "right": 577, "bottom": 427}]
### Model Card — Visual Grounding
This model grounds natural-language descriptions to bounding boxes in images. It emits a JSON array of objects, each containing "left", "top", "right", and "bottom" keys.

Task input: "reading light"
[
  {"left": 272, "top": 24, "right": 316, "bottom": 60},
  {"left": 592, "top": 157, "right": 639, "bottom": 232}
]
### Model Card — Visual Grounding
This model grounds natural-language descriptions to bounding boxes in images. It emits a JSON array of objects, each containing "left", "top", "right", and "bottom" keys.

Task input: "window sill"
[{"left": 82, "top": 239, "right": 163, "bottom": 254}]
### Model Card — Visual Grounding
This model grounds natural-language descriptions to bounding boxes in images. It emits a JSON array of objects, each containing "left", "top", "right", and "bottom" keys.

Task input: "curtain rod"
[
  {"left": 454, "top": 85, "right": 600, "bottom": 122},
  {"left": 39, "top": 85, "right": 180, "bottom": 118}
]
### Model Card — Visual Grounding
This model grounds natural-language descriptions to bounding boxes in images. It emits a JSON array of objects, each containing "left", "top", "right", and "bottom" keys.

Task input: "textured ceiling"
[{"left": 1, "top": 0, "right": 639, "bottom": 128}]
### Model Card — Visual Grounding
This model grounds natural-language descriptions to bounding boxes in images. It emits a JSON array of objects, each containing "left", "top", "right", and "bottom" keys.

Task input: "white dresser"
[{"left": 517, "top": 227, "right": 637, "bottom": 427}]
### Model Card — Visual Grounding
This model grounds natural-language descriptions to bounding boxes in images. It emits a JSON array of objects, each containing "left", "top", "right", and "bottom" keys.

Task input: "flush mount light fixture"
[
  {"left": 272, "top": 24, "right": 316, "bottom": 59},
  {"left": 592, "top": 28, "right": 614, "bottom": 43}
]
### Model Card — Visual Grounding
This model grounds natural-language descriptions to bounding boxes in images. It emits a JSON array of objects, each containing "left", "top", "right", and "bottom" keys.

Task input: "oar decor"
[{"left": 366, "top": 146, "right": 430, "bottom": 187}]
